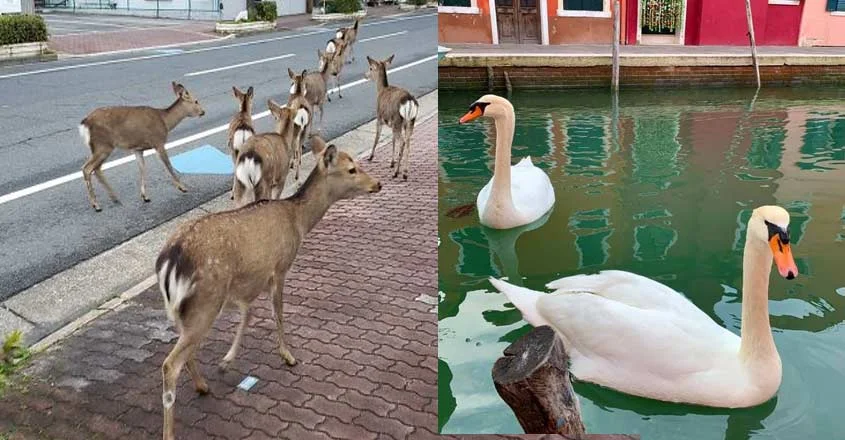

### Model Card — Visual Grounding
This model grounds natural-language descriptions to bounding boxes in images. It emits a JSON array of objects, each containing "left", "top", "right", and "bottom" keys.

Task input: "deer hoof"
[
  {"left": 195, "top": 382, "right": 209, "bottom": 395},
  {"left": 392, "top": 171, "right": 399, "bottom": 179},
  {"left": 390, "top": 161, "right": 395, "bottom": 168},
  {"left": 178, "top": 186, "right": 187, "bottom": 193},
  {"left": 142, "top": 196, "right": 150, "bottom": 203},
  {"left": 93, "top": 205, "right": 102, "bottom": 212},
  {"left": 403, "top": 173, "right": 408, "bottom": 181}
]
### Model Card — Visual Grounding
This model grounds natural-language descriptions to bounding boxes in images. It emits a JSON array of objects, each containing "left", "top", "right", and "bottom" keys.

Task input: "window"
[
  {"left": 439, "top": 0, "right": 480, "bottom": 14},
  {"left": 558, "top": 0, "right": 609, "bottom": 17},
  {"left": 827, "top": 0, "right": 845, "bottom": 12}
]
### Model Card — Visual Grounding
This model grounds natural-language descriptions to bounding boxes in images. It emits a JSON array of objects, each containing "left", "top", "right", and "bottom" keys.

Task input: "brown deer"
[
  {"left": 365, "top": 55, "right": 419, "bottom": 180},
  {"left": 288, "top": 64, "right": 328, "bottom": 131},
  {"left": 156, "top": 134, "right": 382, "bottom": 440},
  {"left": 335, "top": 18, "right": 360, "bottom": 64},
  {"left": 78, "top": 81, "right": 205, "bottom": 211},
  {"left": 226, "top": 86, "right": 255, "bottom": 199},
  {"left": 233, "top": 99, "right": 307, "bottom": 207},
  {"left": 323, "top": 37, "right": 348, "bottom": 100},
  {"left": 286, "top": 69, "right": 318, "bottom": 182}
]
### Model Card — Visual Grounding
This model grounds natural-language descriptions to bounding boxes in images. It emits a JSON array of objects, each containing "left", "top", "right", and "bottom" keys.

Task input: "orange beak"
[
  {"left": 459, "top": 107, "right": 483, "bottom": 124},
  {"left": 769, "top": 236, "right": 798, "bottom": 280}
]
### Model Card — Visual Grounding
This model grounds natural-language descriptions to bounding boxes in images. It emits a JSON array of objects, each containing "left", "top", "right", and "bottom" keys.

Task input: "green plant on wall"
[
  {"left": 0, "top": 330, "right": 31, "bottom": 392},
  {"left": 641, "top": 0, "right": 682, "bottom": 33},
  {"left": 325, "top": 0, "right": 362, "bottom": 13}
]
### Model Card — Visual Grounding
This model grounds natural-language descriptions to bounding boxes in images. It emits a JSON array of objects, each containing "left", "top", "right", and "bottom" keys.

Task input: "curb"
[{"left": 11, "top": 89, "right": 438, "bottom": 353}]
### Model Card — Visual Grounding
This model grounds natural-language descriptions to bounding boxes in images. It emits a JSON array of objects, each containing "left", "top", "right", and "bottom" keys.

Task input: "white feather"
[
  {"left": 78, "top": 124, "right": 90, "bottom": 147},
  {"left": 398, "top": 100, "right": 418, "bottom": 121}
]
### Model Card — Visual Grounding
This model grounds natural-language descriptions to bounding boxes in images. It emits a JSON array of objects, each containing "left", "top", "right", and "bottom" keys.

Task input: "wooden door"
[{"left": 496, "top": 0, "right": 539, "bottom": 44}]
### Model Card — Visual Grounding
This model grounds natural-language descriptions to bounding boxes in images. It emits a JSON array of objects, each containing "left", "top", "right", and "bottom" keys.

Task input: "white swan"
[
  {"left": 459, "top": 95, "right": 555, "bottom": 230},
  {"left": 489, "top": 205, "right": 799, "bottom": 408}
]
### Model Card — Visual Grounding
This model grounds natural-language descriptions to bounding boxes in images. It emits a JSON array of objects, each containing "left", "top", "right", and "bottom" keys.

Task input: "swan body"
[
  {"left": 459, "top": 95, "right": 555, "bottom": 230},
  {"left": 490, "top": 206, "right": 799, "bottom": 408}
]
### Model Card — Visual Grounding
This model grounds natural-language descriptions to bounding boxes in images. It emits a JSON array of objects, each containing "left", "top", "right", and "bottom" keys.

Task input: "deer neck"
[
  {"left": 375, "top": 69, "right": 388, "bottom": 94},
  {"left": 487, "top": 110, "right": 516, "bottom": 215},
  {"left": 289, "top": 169, "right": 334, "bottom": 236},
  {"left": 162, "top": 99, "right": 190, "bottom": 131},
  {"left": 739, "top": 237, "right": 778, "bottom": 364}
]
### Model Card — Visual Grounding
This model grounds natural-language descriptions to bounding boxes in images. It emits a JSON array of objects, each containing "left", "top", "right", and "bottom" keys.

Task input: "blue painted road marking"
[{"left": 171, "top": 144, "right": 233, "bottom": 175}]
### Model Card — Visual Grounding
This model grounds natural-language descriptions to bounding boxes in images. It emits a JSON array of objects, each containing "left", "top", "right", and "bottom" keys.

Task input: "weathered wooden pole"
[
  {"left": 492, "top": 326, "right": 586, "bottom": 435},
  {"left": 744, "top": 0, "right": 761, "bottom": 89},
  {"left": 612, "top": 0, "right": 621, "bottom": 91}
]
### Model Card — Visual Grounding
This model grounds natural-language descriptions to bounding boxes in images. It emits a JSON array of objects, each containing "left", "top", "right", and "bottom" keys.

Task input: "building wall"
[
  {"left": 549, "top": 15, "right": 614, "bottom": 44},
  {"left": 439, "top": 2, "right": 494, "bottom": 44},
  {"left": 798, "top": 0, "right": 845, "bottom": 46},
  {"left": 685, "top": 0, "right": 799, "bottom": 45},
  {"left": 763, "top": 4, "right": 802, "bottom": 45}
]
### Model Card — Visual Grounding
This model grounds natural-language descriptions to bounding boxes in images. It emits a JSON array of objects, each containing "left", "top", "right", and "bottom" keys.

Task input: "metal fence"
[{"left": 37, "top": 0, "right": 220, "bottom": 19}]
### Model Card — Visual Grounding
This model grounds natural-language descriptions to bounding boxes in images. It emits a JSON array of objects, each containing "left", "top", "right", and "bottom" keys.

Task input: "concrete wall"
[
  {"left": 798, "top": 0, "right": 845, "bottom": 46},
  {"left": 439, "top": 11, "right": 493, "bottom": 43}
]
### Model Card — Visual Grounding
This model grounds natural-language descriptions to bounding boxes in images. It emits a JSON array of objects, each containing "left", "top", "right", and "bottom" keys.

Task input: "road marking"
[
  {"left": 185, "top": 53, "right": 295, "bottom": 77},
  {"left": 0, "top": 13, "right": 434, "bottom": 79},
  {"left": 359, "top": 31, "right": 407, "bottom": 43},
  {"left": 0, "top": 54, "right": 437, "bottom": 206}
]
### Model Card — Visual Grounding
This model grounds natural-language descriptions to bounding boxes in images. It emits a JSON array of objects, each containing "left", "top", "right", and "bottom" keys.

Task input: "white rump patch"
[
  {"left": 336, "top": 30, "right": 343, "bottom": 39},
  {"left": 236, "top": 156, "right": 262, "bottom": 188},
  {"left": 78, "top": 124, "right": 91, "bottom": 147},
  {"left": 326, "top": 41, "right": 337, "bottom": 54},
  {"left": 289, "top": 82, "right": 297, "bottom": 95},
  {"left": 302, "top": 85, "right": 307, "bottom": 97},
  {"left": 319, "top": 59, "right": 326, "bottom": 71},
  {"left": 294, "top": 108, "right": 310, "bottom": 128},
  {"left": 232, "top": 129, "right": 252, "bottom": 151},
  {"left": 399, "top": 100, "right": 418, "bottom": 121}
]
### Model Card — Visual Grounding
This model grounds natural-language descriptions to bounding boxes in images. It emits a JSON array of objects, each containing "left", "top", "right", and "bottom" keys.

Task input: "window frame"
[
  {"left": 557, "top": 0, "right": 610, "bottom": 18},
  {"left": 438, "top": 0, "right": 480, "bottom": 14}
]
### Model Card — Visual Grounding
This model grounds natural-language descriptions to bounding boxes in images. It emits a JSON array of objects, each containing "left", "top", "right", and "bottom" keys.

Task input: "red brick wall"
[{"left": 439, "top": 65, "right": 845, "bottom": 89}]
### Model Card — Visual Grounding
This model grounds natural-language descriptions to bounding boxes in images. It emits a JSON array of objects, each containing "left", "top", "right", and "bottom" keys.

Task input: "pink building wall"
[
  {"left": 684, "top": 0, "right": 800, "bottom": 45},
  {"left": 799, "top": 0, "right": 845, "bottom": 46}
]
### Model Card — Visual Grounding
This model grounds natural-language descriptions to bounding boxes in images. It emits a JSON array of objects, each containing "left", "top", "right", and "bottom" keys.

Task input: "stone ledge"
[
  {"left": 311, "top": 10, "right": 367, "bottom": 20},
  {"left": 215, "top": 20, "right": 275, "bottom": 34},
  {"left": 0, "top": 41, "right": 48, "bottom": 60}
]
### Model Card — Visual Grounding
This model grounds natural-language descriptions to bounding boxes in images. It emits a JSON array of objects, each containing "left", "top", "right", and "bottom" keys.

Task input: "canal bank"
[{"left": 439, "top": 44, "right": 845, "bottom": 89}]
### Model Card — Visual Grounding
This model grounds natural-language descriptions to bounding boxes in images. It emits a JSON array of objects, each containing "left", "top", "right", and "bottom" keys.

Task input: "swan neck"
[
  {"left": 739, "top": 239, "right": 777, "bottom": 362},
  {"left": 490, "top": 109, "right": 515, "bottom": 207}
]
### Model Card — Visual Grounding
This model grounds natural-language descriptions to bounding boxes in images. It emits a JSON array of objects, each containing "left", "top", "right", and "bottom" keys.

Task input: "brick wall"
[{"left": 439, "top": 65, "right": 845, "bottom": 89}]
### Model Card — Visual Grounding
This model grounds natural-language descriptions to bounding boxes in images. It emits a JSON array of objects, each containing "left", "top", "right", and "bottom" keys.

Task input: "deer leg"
[
  {"left": 270, "top": 277, "right": 296, "bottom": 366},
  {"left": 82, "top": 150, "right": 111, "bottom": 212},
  {"left": 337, "top": 73, "right": 342, "bottom": 99},
  {"left": 155, "top": 146, "right": 187, "bottom": 193},
  {"left": 318, "top": 104, "right": 324, "bottom": 132},
  {"left": 390, "top": 131, "right": 398, "bottom": 169},
  {"left": 134, "top": 151, "right": 151, "bottom": 202},
  {"left": 161, "top": 334, "right": 198, "bottom": 440},
  {"left": 219, "top": 302, "right": 250, "bottom": 371},
  {"left": 230, "top": 151, "right": 238, "bottom": 200},
  {"left": 401, "top": 121, "right": 415, "bottom": 181},
  {"left": 368, "top": 120, "right": 383, "bottom": 162},
  {"left": 185, "top": 352, "right": 208, "bottom": 394},
  {"left": 93, "top": 165, "right": 119, "bottom": 204},
  {"left": 392, "top": 126, "right": 404, "bottom": 178}
]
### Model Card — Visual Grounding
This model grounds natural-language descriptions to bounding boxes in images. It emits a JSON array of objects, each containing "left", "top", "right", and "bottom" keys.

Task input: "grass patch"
[{"left": 0, "top": 330, "right": 31, "bottom": 393}]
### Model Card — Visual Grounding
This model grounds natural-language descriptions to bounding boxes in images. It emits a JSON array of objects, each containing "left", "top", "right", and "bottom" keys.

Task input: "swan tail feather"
[{"left": 489, "top": 277, "right": 550, "bottom": 328}]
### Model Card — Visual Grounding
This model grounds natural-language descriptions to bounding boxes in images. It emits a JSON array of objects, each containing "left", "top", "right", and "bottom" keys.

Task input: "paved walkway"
[{"left": 0, "top": 117, "right": 438, "bottom": 439}]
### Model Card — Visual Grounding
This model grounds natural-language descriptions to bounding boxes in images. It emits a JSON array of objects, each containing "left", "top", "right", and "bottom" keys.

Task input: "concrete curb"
[
  {"left": 215, "top": 20, "right": 276, "bottom": 34},
  {"left": 0, "top": 41, "right": 48, "bottom": 60},
  {"left": 3, "top": 89, "right": 437, "bottom": 351}
]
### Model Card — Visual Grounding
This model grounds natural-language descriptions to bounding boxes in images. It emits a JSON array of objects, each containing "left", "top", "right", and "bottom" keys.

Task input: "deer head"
[{"left": 172, "top": 81, "right": 205, "bottom": 117}]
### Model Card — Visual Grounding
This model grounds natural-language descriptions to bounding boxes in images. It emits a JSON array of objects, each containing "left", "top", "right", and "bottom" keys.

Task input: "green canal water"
[{"left": 438, "top": 88, "right": 845, "bottom": 438}]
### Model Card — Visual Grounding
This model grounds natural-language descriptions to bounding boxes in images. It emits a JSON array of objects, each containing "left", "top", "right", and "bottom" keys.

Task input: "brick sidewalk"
[
  {"left": 0, "top": 117, "right": 438, "bottom": 439},
  {"left": 49, "top": 23, "right": 221, "bottom": 56}
]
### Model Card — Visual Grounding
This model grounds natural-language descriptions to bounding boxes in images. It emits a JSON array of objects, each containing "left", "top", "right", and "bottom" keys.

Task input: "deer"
[
  {"left": 233, "top": 99, "right": 308, "bottom": 207},
  {"left": 335, "top": 18, "right": 360, "bottom": 64},
  {"left": 78, "top": 81, "right": 205, "bottom": 211},
  {"left": 323, "top": 37, "right": 348, "bottom": 100},
  {"left": 286, "top": 69, "right": 320, "bottom": 182},
  {"left": 365, "top": 55, "right": 419, "bottom": 181},
  {"left": 226, "top": 86, "right": 255, "bottom": 199},
  {"left": 156, "top": 134, "right": 382, "bottom": 440}
]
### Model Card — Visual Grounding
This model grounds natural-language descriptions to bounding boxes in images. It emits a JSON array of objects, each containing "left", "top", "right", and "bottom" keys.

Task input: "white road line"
[
  {"left": 359, "top": 31, "right": 407, "bottom": 43},
  {"left": 0, "top": 54, "right": 437, "bottom": 206},
  {"left": 185, "top": 53, "right": 295, "bottom": 77}
]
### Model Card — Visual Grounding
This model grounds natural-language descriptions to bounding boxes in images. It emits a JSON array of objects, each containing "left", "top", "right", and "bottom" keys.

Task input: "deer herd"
[{"left": 76, "top": 18, "right": 421, "bottom": 440}]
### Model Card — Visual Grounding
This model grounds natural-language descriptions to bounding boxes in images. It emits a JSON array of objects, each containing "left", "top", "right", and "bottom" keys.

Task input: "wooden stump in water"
[{"left": 492, "top": 325, "right": 586, "bottom": 435}]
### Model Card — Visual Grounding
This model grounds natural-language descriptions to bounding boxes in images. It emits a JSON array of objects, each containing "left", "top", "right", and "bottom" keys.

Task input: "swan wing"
[
  {"left": 537, "top": 292, "right": 740, "bottom": 388},
  {"left": 546, "top": 270, "right": 712, "bottom": 322},
  {"left": 510, "top": 157, "right": 555, "bottom": 224}
]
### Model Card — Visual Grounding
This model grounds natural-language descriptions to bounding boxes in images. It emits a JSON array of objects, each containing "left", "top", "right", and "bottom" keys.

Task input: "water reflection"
[{"left": 438, "top": 88, "right": 845, "bottom": 438}]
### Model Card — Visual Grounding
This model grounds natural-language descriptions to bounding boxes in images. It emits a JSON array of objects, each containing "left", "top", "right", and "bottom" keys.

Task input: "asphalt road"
[{"left": 0, "top": 11, "right": 437, "bottom": 301}]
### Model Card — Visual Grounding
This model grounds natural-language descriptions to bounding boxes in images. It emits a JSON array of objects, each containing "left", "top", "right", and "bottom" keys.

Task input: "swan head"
[
  {"left": 750, "top": 205, "right": 798, "bottom": 280},
  {"left": 459, "top": 94, "right": 513, "bottom": 124}
]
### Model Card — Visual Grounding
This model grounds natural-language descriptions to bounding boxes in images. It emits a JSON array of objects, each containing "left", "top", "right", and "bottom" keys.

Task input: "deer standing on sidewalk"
[
  {"left": 226, "top": 86, "right": 255, "bottom": 199},
  {"left": 233, "top": 99, "right": 309, "bottom": 207},
  {"left": 156, "top": 135, "right": 382, "bottom": 440},
  {"left": 335, "top": 18, "right": 360, "bottom": 64},
  {"left": 78, "top": 82, "right": 205, "bottom": 211},
  {"left": 365, "top": 55, "right": 419, "bottom": 180}
]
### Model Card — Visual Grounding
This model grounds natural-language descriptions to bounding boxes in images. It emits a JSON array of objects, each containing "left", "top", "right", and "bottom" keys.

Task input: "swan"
[
  {"left": 458, "top": 95, "right": 555, "bottom": 230},
  {"left": 489, "top": 205, "right": 799, "bottom": 408}
]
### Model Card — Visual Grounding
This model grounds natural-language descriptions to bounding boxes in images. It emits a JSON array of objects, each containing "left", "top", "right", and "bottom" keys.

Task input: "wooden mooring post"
[
  {"left": 611, "top": 0, "right": 621, "bottom": 91},
  {"left": 744, "top": 0, "right": 761, "bottom": 89},
  {"left": 492, "top": 326, "right": 586, "bottom": 435}
]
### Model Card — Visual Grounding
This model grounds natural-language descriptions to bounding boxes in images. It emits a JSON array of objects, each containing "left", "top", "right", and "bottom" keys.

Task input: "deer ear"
[
  {"left": 288, "top": 68, "right": 295, "bottom": 79},
  {"left": 267, "top": 99, "right": 280, "bottom": 113},
  {"left": 385, "top": 54, "right": 395, "bottom": 66},
  {"left": 246, "top": 86, "right": 254, "bottom": 97},
  {"left": 172, "top": 81, "right": 185, "bottom": 96},
  {"left": 232, "top": 86, "right": 240, "bottom": 97},
  {"left": 323, "top": 145, "right": 338, "bottom": 168},
  {"left": 366, "top": 56, "right": 374, "bottom": 65},
  {"left": 310, "top": 134, "right": 327, "bottom": 155}
]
